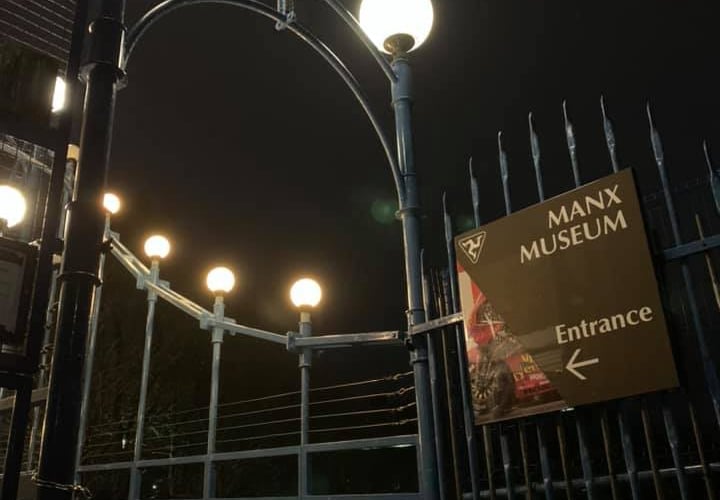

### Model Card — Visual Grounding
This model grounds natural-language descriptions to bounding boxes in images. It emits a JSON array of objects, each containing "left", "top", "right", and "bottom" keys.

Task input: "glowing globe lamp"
[
  {"left": 290, "top": 278, "right": 322, "bottom": 309},
  {"left": 359, "top": 0, "right": 434, "bottom": 53},
  {"left": 207, "top": 267, "right": 235, "bottom": 294}
]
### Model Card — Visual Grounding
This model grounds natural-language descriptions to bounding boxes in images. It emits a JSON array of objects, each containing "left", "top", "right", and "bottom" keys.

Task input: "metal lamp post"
[
  {"left": 127, "top": 234, "right": 171, "bottom": 499},
  {"left": 289, "top": 278, "right": 323, "bottom": 499},
  {"left": 74, "top": 192, "right": 121, "bottom": 482},
  {"left": 358, "top": 1, "right": 439, "bottom": 495},
  {"left": 38, "top": 0, "right": 441, "bottom": 497},
  {"left": 204, "top": 266, "right": 236, "bottom": 499}
]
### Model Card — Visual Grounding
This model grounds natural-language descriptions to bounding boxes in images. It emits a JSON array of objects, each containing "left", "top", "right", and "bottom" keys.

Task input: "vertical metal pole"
[
  {"left": 2, "top": 377, "right": 33, "bottom": 498},
  {"left": 204, "top": 295, "right": 225, "bottom": 499},
  {"left": 687, "top": 401, "right": 716, "bottom": 499},
  {"left": 36, "top": 2, "right": 126, "bottom": 498},
  {"left": 640, "top": 399, "right": 664, "bottom": 499},
  {"left": 517, "top": 424, "right": 532, "bottom": 500},
  {"left": 617, "top": 402, "right": 640, "bottom": 500},
  {"left": 468, "top": 160, "right": 498, "bottom": 500},
  {"left": 499, "top": 426, "right": 516, "bottom": 500},
  {"left": 28, "top": 267, "right": 60, "bottom": 471},
  {"left": 128, "top": 259, "right": 160, "bottom": 500},
  {"left": 536, "top": 421, "right": 555, "bottom": 500},
  {"left": 661, "top": 400, "right": 688, "bottom": 500},
  {"left": 390, "top": 47, "right": 438, "bottom": 499},
  {"left": 75, "top": 214, "right": 111, "bottom": 482},
  {"left": 574, "top": 414, "right": 594, "bottom": 499},
  {"left": 421, "top": 260, "right": 450, "bottom": 500},
  {"left": 298, "top": 311, "right": 312, "bottom": 499},
  {"left": 555, "top": 416, "right": 573, "bottom": 500},
  {"left": 563, "top": 114, "right": 595, "bottom": 500},
  {"left": 444, "top": 197, "right": 482, "bottom": 500},
  {"left": 598, "top": 410, "right": 618, "bottom": 500}
]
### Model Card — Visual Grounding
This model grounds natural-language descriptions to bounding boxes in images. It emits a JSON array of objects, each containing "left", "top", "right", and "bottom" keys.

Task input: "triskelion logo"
[{"left": 458, "top": 231, "right": 486, "bottom": 264}]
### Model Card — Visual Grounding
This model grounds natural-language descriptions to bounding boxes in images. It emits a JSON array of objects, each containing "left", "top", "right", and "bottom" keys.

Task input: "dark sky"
[{"left": 99, "top": 0, "right": 718, "bottom": 397}]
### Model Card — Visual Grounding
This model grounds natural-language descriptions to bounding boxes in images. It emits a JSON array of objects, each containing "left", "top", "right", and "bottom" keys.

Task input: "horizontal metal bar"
[
  {"left": 149, "top": 494, "right": 421, "bottom": 500},
  {"left": 305, "top": 495, "right": 420, "bottom": 500},
  {"left": 0, "top": 387, "right": 47, "bottom": 411},
  {"left": 158, "top": 496, "right": 421, "bottom": 500},
  {"left": 78, "top": 460, "right": 133, "bottom": 472},
  {"left": 291, "top": 331, "right": 402, "bottom": 349},
  {"left": 409, "top": 312, "right": 463, "bottom": 336},
  {"left": 146, "top": 281, "right": 210, "bottom": 320},
  {"left": 78, "top": 436, "right": 418, "bottom": 473},
  {"left": 462, "top": 462, "right": 720, "bottom": 498},
  {"left": 305, "top": 434, "right": 417, "bottom": 453},
  {"left": 663, "top": 234, "right": 720, "bottom": 261},
  {"left": 218, "top": 319, "right": 288, "bottom": 344}
]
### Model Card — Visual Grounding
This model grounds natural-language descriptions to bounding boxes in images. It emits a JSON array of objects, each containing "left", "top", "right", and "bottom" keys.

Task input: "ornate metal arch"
[{"left": 123, "top": 0, "right": 406, "bottom": 204}]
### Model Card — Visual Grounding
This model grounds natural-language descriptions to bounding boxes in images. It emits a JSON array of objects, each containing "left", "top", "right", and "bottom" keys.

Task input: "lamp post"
[
  {"left": 38, "top": 0, "right": 440, "bottom": 497},
  {"left": 290, "top": 278, "right": 323, "bottom": 499},
  {"left": 204, "top": 266, "right": 235, "bottom": 499},
  {"left": 74, "top": 192, "right": 120, "bottom": 483},
  {"left": 127, "top": 234, "right": 171, "bottom": 499},
  {"left": 359, "top": 2, "right": 439, "bottom": 496}
]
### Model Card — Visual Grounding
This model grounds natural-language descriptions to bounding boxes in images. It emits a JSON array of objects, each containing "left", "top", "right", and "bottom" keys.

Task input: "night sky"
[{"left": 98, "top": 0, "right": 718, "bottom": 401}]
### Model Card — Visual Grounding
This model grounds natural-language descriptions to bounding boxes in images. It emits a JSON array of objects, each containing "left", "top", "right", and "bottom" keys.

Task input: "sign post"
[{"left": 456, "top": 169, "right": 678, "bottom": 424}]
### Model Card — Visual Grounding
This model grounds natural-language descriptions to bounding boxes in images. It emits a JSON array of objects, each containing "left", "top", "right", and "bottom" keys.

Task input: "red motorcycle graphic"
[{"left": 465, "top": 287, "right": 559, "bottom": 419}]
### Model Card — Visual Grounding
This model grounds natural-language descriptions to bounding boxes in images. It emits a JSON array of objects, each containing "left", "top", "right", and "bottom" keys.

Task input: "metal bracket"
[
  {"left": 408, "top": 312, "right": 464, "bottom": 336},
  {"left": 289, "top": 331, "right": 402, "bottom": 351}
]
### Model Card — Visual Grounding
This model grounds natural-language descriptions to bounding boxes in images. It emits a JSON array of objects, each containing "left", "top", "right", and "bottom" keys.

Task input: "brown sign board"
[{"left": 455, "top": 169, "right": 678, "bottom": 424}]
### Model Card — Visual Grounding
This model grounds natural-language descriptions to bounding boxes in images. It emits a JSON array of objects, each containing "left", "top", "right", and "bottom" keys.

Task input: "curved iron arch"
[{"left": 123, "top": 0, "right": 406, "bottom": 204}]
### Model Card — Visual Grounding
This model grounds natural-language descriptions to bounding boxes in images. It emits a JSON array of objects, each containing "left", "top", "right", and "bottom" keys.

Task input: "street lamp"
[
  {"left": 204, "top": 265, "right": 235, "bottom": 498},
  {"left": 128, "top": 233, "right": 172, "bottom": 499},
  {"left": 75, "top": 192, "right": 122, "bottom": 486},
  {"left": 359, "top": 0, "right": 434, "bottom": 53},
  {"left": 289, "top": 277, "right": 322, "bottom": 498},
  {"left": 0, "top": 185, "right": 27, "bottom": 235}
]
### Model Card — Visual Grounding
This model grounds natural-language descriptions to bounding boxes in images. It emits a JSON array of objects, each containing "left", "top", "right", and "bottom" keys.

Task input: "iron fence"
[{"left": 424, "top": 97, "right": 720, "bottom": 500}]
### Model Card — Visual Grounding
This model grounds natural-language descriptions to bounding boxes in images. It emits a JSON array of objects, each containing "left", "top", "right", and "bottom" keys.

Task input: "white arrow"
[{"left": 566, "top": 348, "right": 600, "bottom": 381}]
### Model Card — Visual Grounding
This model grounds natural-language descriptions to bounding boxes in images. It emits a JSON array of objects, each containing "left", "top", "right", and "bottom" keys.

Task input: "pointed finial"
[
  {"left": 646, "top": 102, "right": 664, "bottom": 166},
  {"left": 600, "top": 95, "right": 619, "bottom": 173},
  {"left": 469, "top": 156, "right": 481, "bottom": 228},
  {"left": 563, "top": 100, "right": 580, "bottom": 187},
  {"left": 704, "top": 140, "right": 713, "bottom": 175},
  {"left": 498, "top": 131, "right": 508, "bottom": 180},
  {"left": 443, "top": 191, "right": 454, "bottom": 242},
  {"left": 528, "top": 112, "right": 544, "bottom": 201}
]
